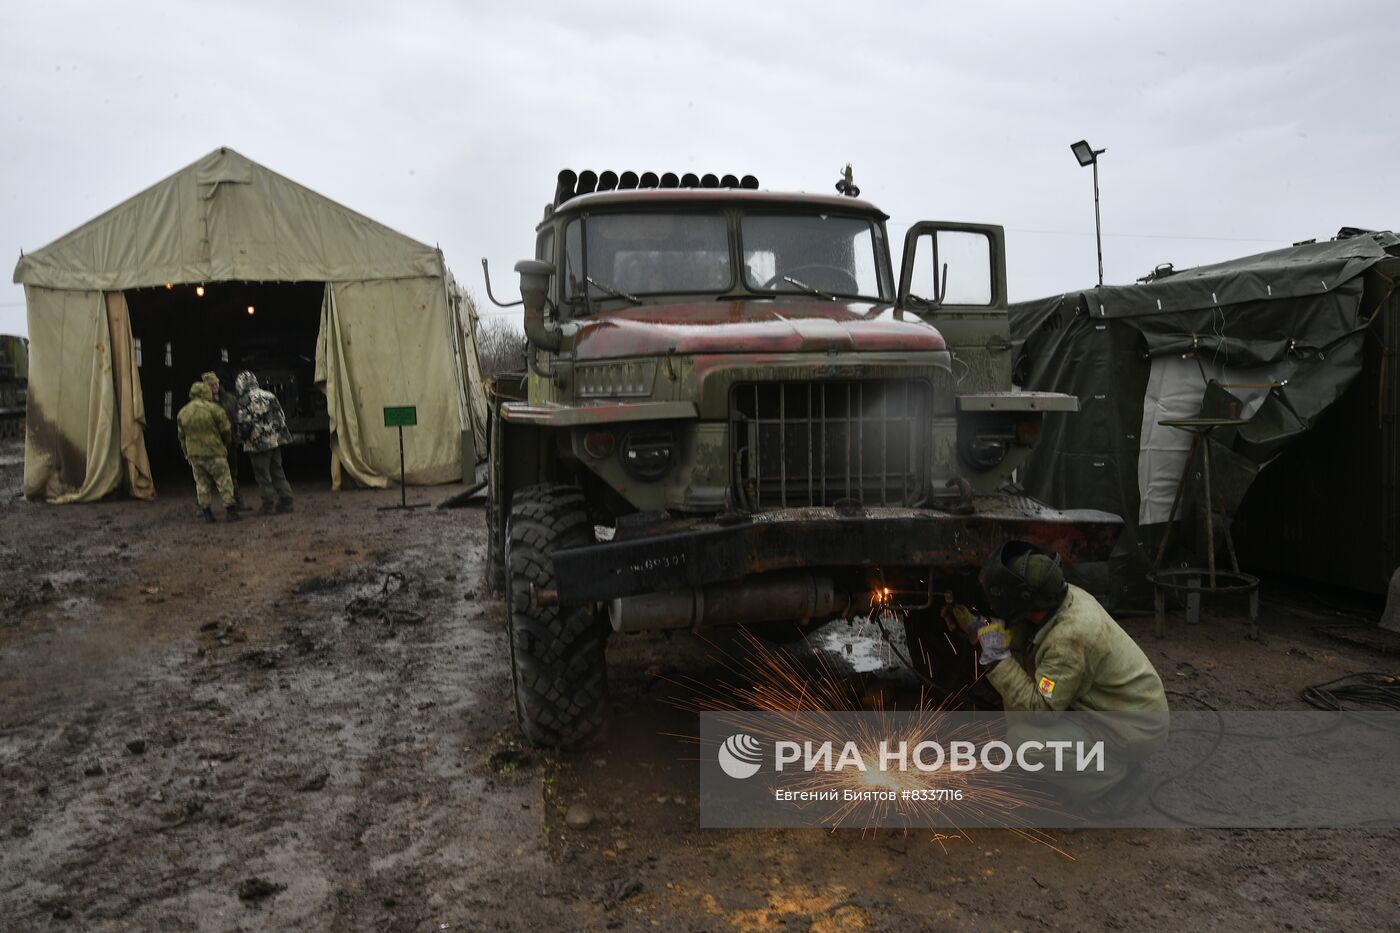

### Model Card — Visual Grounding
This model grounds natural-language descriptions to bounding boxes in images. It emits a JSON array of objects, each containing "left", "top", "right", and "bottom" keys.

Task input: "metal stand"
[
  {"left": 378, "top": 424, "right": 430, "bottom": 512},
  {"left": 1147, "top": 418, "right": 1259, "bottom": 639}
]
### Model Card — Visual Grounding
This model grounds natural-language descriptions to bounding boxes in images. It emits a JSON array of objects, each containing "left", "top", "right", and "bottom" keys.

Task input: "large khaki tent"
[{"left": 14, "top": 147, "right": 487, "bottom": 503}]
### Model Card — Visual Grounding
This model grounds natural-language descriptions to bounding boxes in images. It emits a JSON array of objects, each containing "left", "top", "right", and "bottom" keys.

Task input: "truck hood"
[{"left": 570, "top": 299, "right": 946, "bottom": 360}]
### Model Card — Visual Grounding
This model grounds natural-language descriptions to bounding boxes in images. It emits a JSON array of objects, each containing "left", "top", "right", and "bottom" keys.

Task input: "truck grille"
[{"left": 731, "top": 380, "right": 929, "bottom": 508}]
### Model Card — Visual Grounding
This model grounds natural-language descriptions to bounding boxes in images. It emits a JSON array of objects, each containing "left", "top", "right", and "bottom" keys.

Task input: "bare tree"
[{"left": 475, "top": 319, "right": 529, "bottom": 379}]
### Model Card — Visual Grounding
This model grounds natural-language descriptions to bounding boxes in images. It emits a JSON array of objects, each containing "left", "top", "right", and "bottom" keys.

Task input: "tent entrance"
[{"left": 125, "top": 281, "right": 330, "bottom": 488}]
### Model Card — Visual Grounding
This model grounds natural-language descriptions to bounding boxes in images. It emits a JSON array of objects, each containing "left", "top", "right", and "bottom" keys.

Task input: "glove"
[
  {"left": 976, "top": 618, "right": 1011, "bottom": 666},
  {"left": 943, "top": 603, "right": 984, "bottom": 646}
]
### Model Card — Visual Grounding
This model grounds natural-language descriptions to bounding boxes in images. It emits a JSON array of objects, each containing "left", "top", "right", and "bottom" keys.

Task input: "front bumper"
[{"left": 552, "top": 497, "right": 1121, "bottom": 604}]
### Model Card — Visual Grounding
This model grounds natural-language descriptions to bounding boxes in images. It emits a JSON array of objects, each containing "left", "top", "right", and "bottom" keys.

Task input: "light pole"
[{"left": 1070, "top": 139, "right": 1107, "bottom": 287}]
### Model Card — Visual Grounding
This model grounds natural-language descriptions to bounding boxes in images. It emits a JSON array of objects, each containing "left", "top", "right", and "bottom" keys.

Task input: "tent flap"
[
  {"left": 23, "top": 286, "right": 122, "bottom": 502},
  {"left": 317, "top": 279, "right": 464, "bottom": 488},
  {"left": 104, "top": 292, "right": 154, "bottom": 500}
]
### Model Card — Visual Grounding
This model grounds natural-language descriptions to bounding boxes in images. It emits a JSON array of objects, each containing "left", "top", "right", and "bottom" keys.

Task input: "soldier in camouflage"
[
  {"left": 201, "top": 370, "right": 244, "bottom": 508},
  {"left": 234, "top": 370, "right": 294, "bottom": 514},
  {"left": 177, "top": 381, "right": 240, "bottom": 522}
]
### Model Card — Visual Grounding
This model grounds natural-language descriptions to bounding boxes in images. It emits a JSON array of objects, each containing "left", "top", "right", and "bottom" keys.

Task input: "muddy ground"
[{"left": 2, "top": 438, "right": 1397, "bottom": 931}]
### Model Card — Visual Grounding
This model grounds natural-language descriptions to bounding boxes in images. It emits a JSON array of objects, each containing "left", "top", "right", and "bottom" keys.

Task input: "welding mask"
[{"left": 979, "top": 540, "right": 1068, "bottom": 623}]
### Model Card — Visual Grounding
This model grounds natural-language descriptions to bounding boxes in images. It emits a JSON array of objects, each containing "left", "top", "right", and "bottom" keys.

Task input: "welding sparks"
[{"left": 670, "top": 628, "right": 1075, "bottom": 858}]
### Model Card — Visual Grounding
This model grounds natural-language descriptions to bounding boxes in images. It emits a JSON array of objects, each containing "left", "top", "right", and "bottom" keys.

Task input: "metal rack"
[{"left": 1147, "top": 417, "right": 1260, "bottom": 639}]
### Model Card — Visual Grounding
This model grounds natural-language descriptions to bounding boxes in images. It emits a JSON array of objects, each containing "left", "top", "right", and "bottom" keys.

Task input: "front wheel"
[{"left": 505, "top": 484, "right": 608, "bottom": 748}]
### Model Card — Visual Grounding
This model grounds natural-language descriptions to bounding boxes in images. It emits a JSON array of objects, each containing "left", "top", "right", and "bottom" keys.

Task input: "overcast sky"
[{"left": 2, "top": 0, "right": 1396, "bottom": 337}]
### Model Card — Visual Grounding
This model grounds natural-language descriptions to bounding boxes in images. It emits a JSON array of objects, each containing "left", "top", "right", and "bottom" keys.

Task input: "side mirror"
[{"left": 515, "top": 260, "right": 562, "bottom": 351}]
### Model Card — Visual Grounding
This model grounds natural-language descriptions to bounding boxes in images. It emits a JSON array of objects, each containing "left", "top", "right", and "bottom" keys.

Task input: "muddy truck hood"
[{"left": 570, "top": 300, "right": 947, "bottom": 360}]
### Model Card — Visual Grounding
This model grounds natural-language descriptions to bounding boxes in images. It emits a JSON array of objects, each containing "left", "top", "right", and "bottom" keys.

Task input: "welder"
[{"left": 952, "top": 540, "right": 1169, "bottom": 803}]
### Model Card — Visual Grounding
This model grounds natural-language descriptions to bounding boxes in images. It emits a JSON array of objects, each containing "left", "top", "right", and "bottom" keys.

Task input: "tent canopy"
[
  {"left": 14, "top": 147, "right": 444, "bottom": 289},
  {"left": 16, "top": 147, "right": 485, "bottom": 502}
]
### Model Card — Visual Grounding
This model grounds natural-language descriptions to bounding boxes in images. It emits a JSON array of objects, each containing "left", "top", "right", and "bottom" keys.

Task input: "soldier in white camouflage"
[
  {"left": 177, "top": 381, "right": 240, "bottom": 522},
  {"left": 235, "top": 370, "right": 295, "bottom": 514}
]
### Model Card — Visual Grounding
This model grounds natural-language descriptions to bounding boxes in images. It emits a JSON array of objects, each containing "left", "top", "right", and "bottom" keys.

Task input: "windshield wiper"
[
  {"left": 780, "top": 276, "right": 836, "bottom": 301},
  {"left": 586, "top": 276, "right": 642, "bottom": 304}
]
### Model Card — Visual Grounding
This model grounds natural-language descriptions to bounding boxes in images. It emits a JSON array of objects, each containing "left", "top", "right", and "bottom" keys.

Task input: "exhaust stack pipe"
[
  {"left": 515, "top": 259, "right": 561, "bottom": 351},
  {"left": 609, "top": 574, "right": 848, "bottom": 632}
]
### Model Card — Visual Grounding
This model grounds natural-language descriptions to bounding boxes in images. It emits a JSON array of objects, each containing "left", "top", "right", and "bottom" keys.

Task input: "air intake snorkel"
[{"left": 515, "top": 260, "right": 562, "bottom": 351}]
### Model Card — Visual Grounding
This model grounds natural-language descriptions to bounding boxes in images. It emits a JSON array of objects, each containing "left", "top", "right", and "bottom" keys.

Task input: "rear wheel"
[{"left": 505, "top": 484, "right": 608, "bottom": 748}]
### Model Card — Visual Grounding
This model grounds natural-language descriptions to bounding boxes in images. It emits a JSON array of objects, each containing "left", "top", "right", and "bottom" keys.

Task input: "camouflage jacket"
[
  {"left": 234, "top": 370, "right": 293, "bottom": 453},
  {"left": 177, "top": 382, "right": 232, "bottom": 459}
]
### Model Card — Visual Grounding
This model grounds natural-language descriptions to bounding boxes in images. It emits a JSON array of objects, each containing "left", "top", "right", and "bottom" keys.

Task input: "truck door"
[{"left": 896, "top": 222, "right": 1011, "bottom": 393}]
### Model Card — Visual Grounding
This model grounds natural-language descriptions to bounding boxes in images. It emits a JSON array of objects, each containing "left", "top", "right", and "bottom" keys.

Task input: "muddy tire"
[{"left": 505, "top": 484, "right": 608, "bottom": 748}]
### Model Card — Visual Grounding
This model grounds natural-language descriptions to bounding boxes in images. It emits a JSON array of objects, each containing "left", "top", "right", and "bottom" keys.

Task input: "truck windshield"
[
  {"left": 564, "top": 212, "right": 731, "bottom": 304},
  {"left": 741, "top": 214, "right": 888, "bottom": 301}
]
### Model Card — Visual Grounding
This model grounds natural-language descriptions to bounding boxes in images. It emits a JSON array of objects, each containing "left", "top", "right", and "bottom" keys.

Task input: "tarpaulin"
[{"left": 1012, "top": 232, "right": 1400, "bottom": 599}]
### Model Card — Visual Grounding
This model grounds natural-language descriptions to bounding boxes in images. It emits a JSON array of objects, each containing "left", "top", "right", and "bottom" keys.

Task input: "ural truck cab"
[{"left": 485, "top": 169, "right": 1118, "bottom": 747}]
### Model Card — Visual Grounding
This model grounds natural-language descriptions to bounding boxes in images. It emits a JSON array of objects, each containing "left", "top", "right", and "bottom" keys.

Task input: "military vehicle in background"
[
  {"left": 237, "top": 337, "right": 329, "bottom": 446},
  {"left": 0, "top": 334, "right": 28, "bottom": 441},
  {"left": 483, "top": 168, "right": 1120, "bottom": 747}
]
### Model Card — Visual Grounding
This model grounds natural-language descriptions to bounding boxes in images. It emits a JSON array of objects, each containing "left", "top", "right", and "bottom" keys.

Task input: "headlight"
[
  {"left": 958, "top": 425, "right": 1012, "bottom": 470},
  {"left": 620, "top": 429, "right": 675, "bottom": 480}
]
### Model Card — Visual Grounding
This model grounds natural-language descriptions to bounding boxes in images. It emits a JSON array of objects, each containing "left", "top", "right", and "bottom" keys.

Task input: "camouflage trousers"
[{"left": 188, "top": 456, "right": 236, "bottom": 508}]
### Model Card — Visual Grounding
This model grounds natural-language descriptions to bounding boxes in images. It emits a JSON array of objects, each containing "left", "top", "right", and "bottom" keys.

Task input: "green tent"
[{"left": 1011, "top": 231, "right": 1400, "bottom": 601}]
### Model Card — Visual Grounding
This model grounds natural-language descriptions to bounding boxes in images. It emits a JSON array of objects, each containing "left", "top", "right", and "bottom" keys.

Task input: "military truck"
[
  {"left": 484, "top": 169, "right": 1119, "bottom": 747},
  {"left": 0, "top": 334, "right": 28, "bottom": 441}
]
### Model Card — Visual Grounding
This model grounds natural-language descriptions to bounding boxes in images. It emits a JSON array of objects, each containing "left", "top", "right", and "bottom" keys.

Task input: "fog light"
[
  {"left": 960, "top": 433, "right": 1010, "bottom": 470},
  {"left": 583, "top": 430, "right": 615, "bottom": 459},
  {"left": 620, "top": 430, "right": 674, "bottom": 480}
]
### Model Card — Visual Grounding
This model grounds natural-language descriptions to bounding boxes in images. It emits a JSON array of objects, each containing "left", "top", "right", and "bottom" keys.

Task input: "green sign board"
[{"left": 383, "top": 405, "right": 418, "bottom": 428}]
